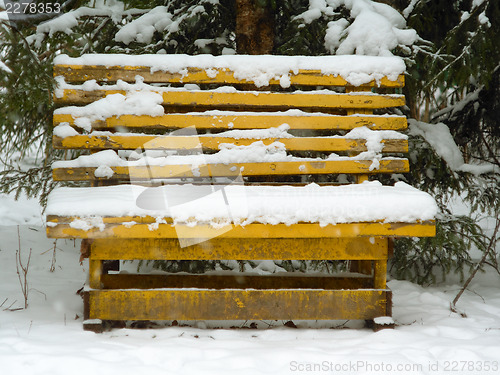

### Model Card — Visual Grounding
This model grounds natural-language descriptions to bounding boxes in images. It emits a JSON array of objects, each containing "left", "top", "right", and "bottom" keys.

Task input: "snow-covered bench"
[{"left": 46, "top": 54, "right": 437, "bottom": 332}]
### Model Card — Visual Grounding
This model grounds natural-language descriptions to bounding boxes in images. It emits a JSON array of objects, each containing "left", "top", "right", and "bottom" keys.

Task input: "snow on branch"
[
  {"left": 297, "top": 0, "right": 417, "bottom": 56},
  {"left": 27, "top": 0, "right": 146, "bottom": 47},
  {"left": 409, "top": 120, "right": 498, "bottom": 176}
]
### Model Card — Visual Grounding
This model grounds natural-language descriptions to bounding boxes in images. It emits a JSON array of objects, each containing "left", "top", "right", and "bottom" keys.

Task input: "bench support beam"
[
  {"left": 88, "top": 237, "right": 389, "bottom": 260},
  {"left": 86, "top": 289, "right": 391, "bottom": 321}
]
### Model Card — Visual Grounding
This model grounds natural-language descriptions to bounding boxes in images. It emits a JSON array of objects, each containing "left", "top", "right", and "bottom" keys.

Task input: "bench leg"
[
  {"left": 89, "top": 259, "right": 103, "bottom": 289},
  {"left": 368, "top": 262, "right": 393, "bottom": 331},
  {"left": 83, "top": 291, "right": 104, "bottom": 333},
  {"left": 365, "top": 291, "right": 394, "bottom": 331},
  {"left": 85, "top": 253, "right": 104, "bottom": 332},
  {"left": 373, "top": 259, "right": 387, "bottom": 289}
]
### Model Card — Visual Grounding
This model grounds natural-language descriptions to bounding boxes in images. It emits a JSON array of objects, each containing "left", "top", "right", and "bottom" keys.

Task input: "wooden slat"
[
  {"left": 55, "top": 65, "right": 405, "bottom": 88},
  {"left": 54, "top": 113, "right": 408, "bottom": 131},
  {"left": 52, "top": 159, "right": 410, "bottom": 181},
  {"left": 87, "top": 289, "right": 390, "bottom": 321},
  {"left": 53, "top": 134, "right": 408, "bottom": 153},
  {"left": 100, "top": 274, "right": 374, "bottom": 290},
  {"left": 88, "top": 237, "right": 388, "bottom": 260},
  {"left": 55, "top": 89, "right": 405, "bottom": 109},
  {"left": 46, "top": 221, "right": 437, "bottom": 239}
]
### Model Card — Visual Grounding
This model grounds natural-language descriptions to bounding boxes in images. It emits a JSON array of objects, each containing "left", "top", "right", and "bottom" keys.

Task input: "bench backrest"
[{"left": 52, "top": 54, "right": 408, "bottom": 186}]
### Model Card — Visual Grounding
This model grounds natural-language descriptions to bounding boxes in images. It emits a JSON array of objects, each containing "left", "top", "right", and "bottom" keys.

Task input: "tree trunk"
[{"left": 235, "top": 0, "right": 274, "bottom": 54}]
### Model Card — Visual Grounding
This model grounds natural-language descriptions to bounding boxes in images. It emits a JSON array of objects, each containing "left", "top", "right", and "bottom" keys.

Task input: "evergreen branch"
[
  {"left": 2, "top": 20, "right": 42, "bottom": 68},
  {"left": 479, "top": 131, "right": 500, "bottom": 168},
  {"left": 424, "top": 46, "right": 470, "bottom": 90}
]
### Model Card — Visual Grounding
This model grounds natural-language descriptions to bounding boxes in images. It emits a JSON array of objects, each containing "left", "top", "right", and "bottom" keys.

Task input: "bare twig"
[
  {"left": 30, "top": 288, "right": 47, "bottom": 301},
  {"left": 3, "top": 299, "right": 18, "bottom": 311},
  {"left": 40, "top": 240, "right": 60, "bottom": 272},
  {"left": 451, "top": 217, "right": 500, "bottom": 313},
  {"left": 15, "top": 226, "right": 32, "bottom": 309}
]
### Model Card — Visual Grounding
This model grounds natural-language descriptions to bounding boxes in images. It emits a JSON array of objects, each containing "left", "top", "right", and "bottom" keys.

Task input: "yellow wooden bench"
[{"left": 46, "top": 54, "right": 437, "bottom": 332}]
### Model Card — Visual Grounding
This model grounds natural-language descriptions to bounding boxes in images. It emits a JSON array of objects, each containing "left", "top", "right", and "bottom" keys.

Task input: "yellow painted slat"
[
  {"left": 87, "top": 289, "right": 390, "bottom": 321},
  {"left": 55, "top": 65, "right": 405, "bottom": 88},
  {"left": 46, "top": 221, "right": 437, "bottom": 239},
  {"left": 88, "top": 237, "right": 388, "bottom": 260},
  {"left": 53, "top": 113, "right": 408, "bottom": 131},
  {"left": 100, "top": 274, "right": 374, "bottom": 290},
  {"left": 55, "top": 89, "right": 405, "bottom": 109},
  {"left": 52, "top": 159, "right": 409, "bottom": 181},
  {"left": 53, "top": 135, "right": 408, "bottom": 153}
]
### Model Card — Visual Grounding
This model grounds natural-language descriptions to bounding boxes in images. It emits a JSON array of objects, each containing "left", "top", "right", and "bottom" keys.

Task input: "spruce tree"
[{"left": 387, "top": 0, "right": 499, "bottom": 283}]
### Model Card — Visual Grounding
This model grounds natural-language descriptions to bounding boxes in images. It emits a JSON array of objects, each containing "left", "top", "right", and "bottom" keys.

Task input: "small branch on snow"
[
  {"left": 41, "top": 240, "right": 60, "bottom": 272},
  {"left": 16, "top": 226, "right": 32, "bottom": 309},
  {"left": 451, "top": 217, "right": 500, "bottom": 314},
  {"left": 3, "top": 299, "right": 19, "bottom": 311}
]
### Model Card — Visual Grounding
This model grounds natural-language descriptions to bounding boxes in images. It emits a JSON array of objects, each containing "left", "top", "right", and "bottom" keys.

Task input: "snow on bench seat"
[
  {"left": 46, "top": 181, "right": 437, "bottom": 230},
  {"left": 54, "top": 54, "right": 406, "bottom": 88}
]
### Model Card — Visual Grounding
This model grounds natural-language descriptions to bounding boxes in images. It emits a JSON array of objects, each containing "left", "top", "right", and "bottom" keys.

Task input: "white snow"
[
  {"left": 94, "top": 165, "right": 115, "bottom": 179},
  {"left": 343, "top": 126, "right": 407, "bottom": 171},
  {"left": 114, "top": 4, "right": 207, "bottom": 46},
  {"left": 373, "top": 316, "right": 394, "bottom": 325},
  {"left": 0, "top": 193, "right": 42, "bottom": 226},
  {"left": 54, "top": 53, "right": 406, "bottom": 87},
  {"left": 114, "top": 6, "right": 171, "bottom": 45},
  {"left": 53, "top": 123, "right": 79, "bottom": 138},
  {"left": 54, "top": 87, "right": 165, "bottom": 127},
  {"left": 409, "top": 120, "right": 499, "bottom": 175},
  {"left": 298, "top": 0, "right": 417, "bottom": 56},
  {"left": 0, "top": 152, "right": 498, "bottom": 375},
  {"left": 403, "top": 0, "right": 419, "bottom": 18},
  {"left": 69, "top": 217, "right": 105, "bottom": 232},
  {"left": 207, "top": 124, "right": 293, "bottom": 140},
  {"left": 478, "top": 11, "right": 491, "bottom": 27},
  {"left": 344, "top": 126, "right": 407, "bottom": 141},
  {"left": 472, "top": 0, "right": 486, "bottom": 8},
  {"left": 50, "top": 122, "right": 407, "bottom": 174},
  {"left": 56, "top": 100, "right": 404, "bottom": 133},
  {"left": 46, "top": 181, "right": 437, "bottom": 227},
  {"left": 53, "top": 76, "right": 403, "bottom": 107},
  {"left": 0, "top": 59, "right": 11, "bottom": 73},
  {"left": 51, "top": 142, "right": 404, "bottom": 173},
  {"left": 28, "top": 0, "right": 136, "bottom": 47},
  {"left": 1, "top": 223, "right": 500, "bottom": 374},
  {"left": 325, "top": 18, "right": 350, "bottom": 52}
]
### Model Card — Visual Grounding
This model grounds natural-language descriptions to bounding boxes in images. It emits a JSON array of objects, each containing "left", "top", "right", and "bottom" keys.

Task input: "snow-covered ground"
[{"left": 1, "top": 193, "right": 499, "bottom": 375}]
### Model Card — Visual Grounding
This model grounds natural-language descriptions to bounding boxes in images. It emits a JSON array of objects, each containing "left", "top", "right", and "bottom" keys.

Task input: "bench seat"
[{"left": 46, "top": 182, "right": 436, "bottom": 239}]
